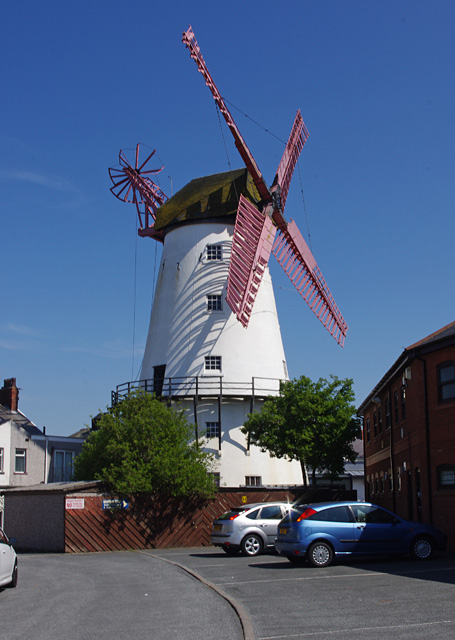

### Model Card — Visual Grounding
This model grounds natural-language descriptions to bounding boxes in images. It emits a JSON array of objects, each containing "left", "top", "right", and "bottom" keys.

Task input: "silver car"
[
  {"left": 0, "top": 527, "right": 18, "bottom": 588},
  {"left": 211, "top": 502, "right": 291, "bottom": 556}
]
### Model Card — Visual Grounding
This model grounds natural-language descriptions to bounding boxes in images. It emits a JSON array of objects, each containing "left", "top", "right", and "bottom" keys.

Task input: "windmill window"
[
  {"left": 209, "top": 472, "right": 221, "bottom": 488},
  {"left": 207, "top": 294, "right": 222, "bottom": 311},
  {"left": 438, "top": 362, "right": 455, "bottom": 402},
  {"left": 205, "top": 356, "right": 221, "bottom": 371},
  {"left": 205, "top": 422, "right": 220, "bottom": 438},
  {"left": 245, "top": 476, "right": 262, "bottom": 487},
  {"left": 206, "top": 244, "right": 222, "bottom": 261}
]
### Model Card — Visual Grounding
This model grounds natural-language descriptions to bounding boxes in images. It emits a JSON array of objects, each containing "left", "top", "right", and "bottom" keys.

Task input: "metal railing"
[{"left": 112, "top": 375, "right": 283, "bottom": 406}]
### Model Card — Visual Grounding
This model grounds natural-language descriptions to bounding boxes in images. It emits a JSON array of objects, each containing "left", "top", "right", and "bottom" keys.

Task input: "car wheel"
[
  {"left": 411, "top": 536, "right": 434, "bottom": 560},
  {"left": 241, "top": 534, "right": 263, "bottom": 557},
  {"left": 222, "top": 545, "right": 240, "bottom": 556},
  {"left": 7, "top": 561, "right": 18, "bottom": 588},
  {"left": 307, "top": 541, "right": 334, "bottom": 568}
]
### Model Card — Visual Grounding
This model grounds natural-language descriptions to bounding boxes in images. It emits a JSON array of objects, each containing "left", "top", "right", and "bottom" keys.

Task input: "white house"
[{"left": 0, "top": 378, "right": 86, "bottom": 526}]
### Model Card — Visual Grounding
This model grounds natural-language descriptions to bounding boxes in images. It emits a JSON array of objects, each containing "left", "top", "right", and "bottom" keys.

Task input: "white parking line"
[
  {"left": 215, "top": 564, "right": 455, "bottom": 586},
  {"left": 259, "top": 619, "right": 455, "bottom": 639}
]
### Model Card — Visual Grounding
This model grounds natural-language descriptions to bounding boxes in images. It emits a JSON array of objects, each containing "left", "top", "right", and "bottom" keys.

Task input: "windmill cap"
[{"left": 153, "top": 168, "right": 261, "bottom": 232}]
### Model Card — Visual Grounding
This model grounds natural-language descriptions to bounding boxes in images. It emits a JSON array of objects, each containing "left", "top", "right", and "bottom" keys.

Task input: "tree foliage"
[
  {"left": 241, "top": 375, "right": 359, "bottom": 486},
  {"left": 74, "top": 390, "right": 216, "bottom": 498}
]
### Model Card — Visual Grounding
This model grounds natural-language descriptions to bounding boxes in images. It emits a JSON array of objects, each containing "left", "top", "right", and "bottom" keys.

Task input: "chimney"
[{"left": 0, "top": 378, "right": 19, "bottom": 411}]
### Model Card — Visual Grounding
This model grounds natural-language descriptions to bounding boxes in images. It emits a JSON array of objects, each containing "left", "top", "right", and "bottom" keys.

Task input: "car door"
[
  {"left": 307, "top": 505, "right": 356, "bottom": 551},
  {"left": 351, "top": 504, "right": 410, "bottom": 554},
  {"left": 256, "top": 505, "right": 287, "bottom": 545},
  {"left": 0, "top": 528, "right": 14, "bottom": 585}
]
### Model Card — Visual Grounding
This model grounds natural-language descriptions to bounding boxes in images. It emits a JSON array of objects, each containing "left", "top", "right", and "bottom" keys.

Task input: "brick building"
[{"left": 357, "top": 321, "right": 455, "bottom": 548}]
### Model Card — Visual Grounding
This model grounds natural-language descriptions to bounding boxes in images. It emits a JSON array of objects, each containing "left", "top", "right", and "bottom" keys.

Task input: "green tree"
[
  {"left": 74, "top": 390, "right": 216, "bottom": 498},
  {"left": 241, "top": 375, "right": 359, "bottom": 486}
]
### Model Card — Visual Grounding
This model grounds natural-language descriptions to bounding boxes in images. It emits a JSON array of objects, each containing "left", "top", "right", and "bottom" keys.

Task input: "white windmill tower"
[{"left": 108, "top": 26, "right": 348, "bottom": 487}]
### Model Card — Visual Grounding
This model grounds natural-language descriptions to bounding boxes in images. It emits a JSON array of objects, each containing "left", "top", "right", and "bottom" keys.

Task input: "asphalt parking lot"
[
  {"left": 151, "top": 547, "right": 455, "bottom": 640},
  {"left": 2, "top": 547, "right": 455, "bottom": 640}
]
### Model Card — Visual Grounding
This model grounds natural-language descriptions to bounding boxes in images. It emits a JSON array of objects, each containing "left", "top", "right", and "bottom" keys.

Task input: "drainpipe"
[
  {"left": 388, "top": 384, "right": 396, "bottom": 513},
  {"left": 415, "top": 353, "right": 433, "bottom": 524},
  {"left": 43, "top": 426, "right": 48, "bottom": 484}
]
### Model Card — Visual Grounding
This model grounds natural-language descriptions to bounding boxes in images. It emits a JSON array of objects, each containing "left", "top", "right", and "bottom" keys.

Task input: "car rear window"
[
  {"left": 307, "top": 506, "right": 353, "bottom": 523},
  {"left": 217, "top": 508, "right": 248, "bottom": 520}
]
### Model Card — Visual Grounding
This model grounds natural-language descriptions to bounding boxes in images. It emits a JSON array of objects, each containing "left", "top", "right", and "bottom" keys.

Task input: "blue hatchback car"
[{"left": 275, "top": 502, "right": 447, "bottom": 567}]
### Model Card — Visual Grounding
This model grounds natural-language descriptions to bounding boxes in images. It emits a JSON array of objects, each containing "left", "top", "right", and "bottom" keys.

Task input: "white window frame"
[
  {"left": 206, "top": 294, "right": 223, "bottom": 312},
  {"left": 0, "top": 447, "right": 3, "bottom": 473},
  {"left": 245, "top": 476, "right": 262, "bottom": 487},
  {"left": 205, "top": 356, "right": 222, "bottom": 371},
  {"left": 205, "top": 422, "right": 220, "bottom": 438},
  {"left": 206, "top": 244, "right": 222, "bottom": 261},
  {"left": 15, "top": 448, "right": 26, "bottom": 474}
]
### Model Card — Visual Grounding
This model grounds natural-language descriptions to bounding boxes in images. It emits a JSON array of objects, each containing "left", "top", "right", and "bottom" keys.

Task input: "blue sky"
[{"left": 2, "top": 1, "right": 454, "bottom": 435}]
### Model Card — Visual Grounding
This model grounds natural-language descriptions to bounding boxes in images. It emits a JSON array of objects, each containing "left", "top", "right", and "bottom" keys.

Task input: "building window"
[
  {"left": 205, "top": 422, "right": 220, "bottom": 438},
  {"left": 366, "top": 417, "right": 371, "bottom": 443},
  {"left": 207, "top": 294, "right": 222, "bottom": 311},
  {"left": 0, "top": 447, "right": 3, "bottom": 472},
  {"left": 386, "top": 397, "right": 391, "bottom": 429},
  {"left": 245, "top": 476, "right": 262, "bottom": 487},
  {"left": 438, "top": 362, "right": 455, "bottom": 402},
  {"left": 394, "top": 391, "right": 399, "bottom": 424},
  {"left": 401, "top": 387, "right": 406, "bottom": 419},
  {"left": 205, "top": 356, "right": 221, "bottom": 371},
  {"left": 373, "top": 412, "right": 377, "bottom": 438},
  {"left": 206, "top": 244, "right": 222, "bottom": 261},
  {"left": 54, "top": 451, "right": 74, "bottom": 482},
  {"left": 437, "top": 464, "right": 455, "bottom": 488},
  {"left": 15, "top": 448, "right": 26, "bottom": 474},
  {"left": 378, "top": 406, "right": 383, "bottom": 434}
]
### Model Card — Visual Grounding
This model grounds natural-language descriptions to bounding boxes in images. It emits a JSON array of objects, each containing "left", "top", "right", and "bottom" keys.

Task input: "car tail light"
[
  {"left": 296, "top": 508, "right": 317, "bottom": 522},
  {"left": 229, "top": 513, "right": 240, "bottom": 520}
]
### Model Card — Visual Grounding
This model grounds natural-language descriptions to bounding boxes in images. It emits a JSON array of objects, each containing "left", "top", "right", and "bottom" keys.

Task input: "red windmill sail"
[{"left": 183, "top": 25, "right": 347, "bottom": 345}]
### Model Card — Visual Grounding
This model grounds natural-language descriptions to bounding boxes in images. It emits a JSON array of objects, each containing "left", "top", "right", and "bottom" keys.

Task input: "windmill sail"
[
  {"left": 272, "top": 221, "right": 348, "bottom": 346},
  {"left": 226, "top": 195, "right": 277, "bottom": 326},
  {"left": 272, "top": 110, "right": 309, "bottom": 215},
  {"left": 183, "top": 25, "right": 348, "bottom": 344}
]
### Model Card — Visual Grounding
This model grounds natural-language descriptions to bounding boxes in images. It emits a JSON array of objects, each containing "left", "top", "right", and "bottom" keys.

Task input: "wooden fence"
[{"left": 64, "top": 487, "right": 355, "bottom": 553}]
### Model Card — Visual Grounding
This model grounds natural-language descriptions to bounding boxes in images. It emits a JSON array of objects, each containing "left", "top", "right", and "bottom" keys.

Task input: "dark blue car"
[{"left": 275, "top": 502, "right": 447, "bottom": 567}]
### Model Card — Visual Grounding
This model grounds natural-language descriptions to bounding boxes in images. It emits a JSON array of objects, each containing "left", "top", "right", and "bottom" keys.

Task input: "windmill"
[{"left": 108, "top": 26, "right": 347, "bottom": 487}]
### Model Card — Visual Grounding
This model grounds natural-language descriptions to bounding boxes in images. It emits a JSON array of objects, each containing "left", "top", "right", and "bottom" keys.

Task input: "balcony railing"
[{"left": 112, "top": 375, "right": 283, "bottom": 406}]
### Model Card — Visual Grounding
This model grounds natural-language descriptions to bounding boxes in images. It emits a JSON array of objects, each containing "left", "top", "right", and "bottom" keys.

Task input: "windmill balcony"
[{"left": 111, "top": 375, "right": 283, "bottom": 406}]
